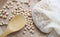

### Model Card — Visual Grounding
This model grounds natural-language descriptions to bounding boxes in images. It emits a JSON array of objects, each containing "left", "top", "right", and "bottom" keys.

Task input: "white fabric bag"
[{"left": 32, "top": 0, "right": 60, "bottom": 36}]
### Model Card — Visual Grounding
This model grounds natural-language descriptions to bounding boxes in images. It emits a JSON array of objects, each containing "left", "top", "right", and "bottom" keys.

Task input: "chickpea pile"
[{"left": 0, "top": 0, "right": 35, "bottom": 35}]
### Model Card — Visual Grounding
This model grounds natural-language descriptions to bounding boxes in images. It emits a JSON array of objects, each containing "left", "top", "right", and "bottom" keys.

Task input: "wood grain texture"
[{"left": 0, "top": 0, "right": 7, "bottom": 9}]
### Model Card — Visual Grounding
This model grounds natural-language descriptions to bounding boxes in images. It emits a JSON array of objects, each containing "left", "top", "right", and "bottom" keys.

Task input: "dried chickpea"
[
  {"left": 24, "top": 0, "right": 30, "bottom": 5},
  {"left": 2, "top": 15, "right": 7, "bottom": 19},
  {"left": 0, "top": 22, "right": 2, "bottom": 25},
  {"left": 29, "top": 29, "right": 34, "bottom": 34},
  {"left": 23, "top": 31, "right": 26, "bottom": 34}
]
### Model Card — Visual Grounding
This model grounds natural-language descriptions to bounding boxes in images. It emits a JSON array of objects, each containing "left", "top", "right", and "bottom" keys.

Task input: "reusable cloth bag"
[{"left": 32, "top": 0, "right": 60, "bottom": 37}]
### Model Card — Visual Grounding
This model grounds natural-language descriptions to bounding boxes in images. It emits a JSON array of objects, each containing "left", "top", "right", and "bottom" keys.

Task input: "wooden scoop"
[{"left": 0, "top": 14, "right": 26, "bottom": 37}]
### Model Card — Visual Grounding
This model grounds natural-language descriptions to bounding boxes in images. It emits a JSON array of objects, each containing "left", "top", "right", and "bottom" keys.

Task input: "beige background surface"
[{"left": 0, "top": 0, "right": 48, "bottom": 37}]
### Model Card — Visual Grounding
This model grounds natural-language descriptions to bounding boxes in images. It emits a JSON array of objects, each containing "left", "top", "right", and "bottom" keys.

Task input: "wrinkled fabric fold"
[{"left": 32, "top": 0, "right": 60, "bottom": 37}]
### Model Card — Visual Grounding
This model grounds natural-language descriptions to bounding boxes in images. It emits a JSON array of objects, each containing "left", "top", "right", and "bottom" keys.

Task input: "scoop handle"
[{"left": 0, "top": 28, "right": 12, "bottom": 37}]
